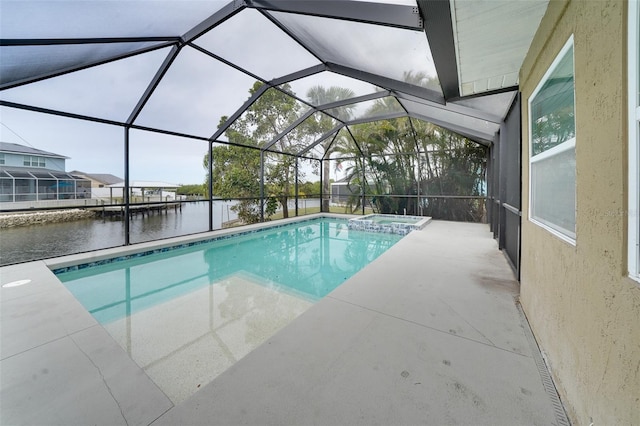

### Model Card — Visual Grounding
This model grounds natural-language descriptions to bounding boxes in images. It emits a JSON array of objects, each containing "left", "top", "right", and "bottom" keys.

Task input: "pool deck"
[{"left": 0, "top": 217, "right": 568, "bottom": 425}]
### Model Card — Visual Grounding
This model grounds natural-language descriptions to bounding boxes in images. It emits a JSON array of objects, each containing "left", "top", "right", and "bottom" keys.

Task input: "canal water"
[{"left": 0, "top": 199, "right": 320, "bottom": 266}]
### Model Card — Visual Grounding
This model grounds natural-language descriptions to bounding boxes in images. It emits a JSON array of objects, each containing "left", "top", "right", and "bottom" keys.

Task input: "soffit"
[{"left": 451, "top": 0, "right": 548, "bottom": 96}]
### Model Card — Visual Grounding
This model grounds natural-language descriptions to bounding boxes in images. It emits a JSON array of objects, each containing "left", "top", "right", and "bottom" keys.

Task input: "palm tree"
[
  {"left": 336, "top": 113, "right": 487, "bottom": 220},
  {"left": 306, "top": 85, "right": 356, "bottom": 211}
]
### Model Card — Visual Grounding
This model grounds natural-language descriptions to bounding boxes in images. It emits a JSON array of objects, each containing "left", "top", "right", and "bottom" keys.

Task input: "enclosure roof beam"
[
  {"left": 326, "top": 62, "right": 445, "bottom": 104},
  {"left": 0, "top": 100, "right": 245, "bottom": 147},
  {"left": 247, "top": 0, "right": 423, "bottom": 31},
  {"left": 344, "top": 126, "right": 366, "bottom": 158},
  {"left": 262, "top": 109, "right": 316, "bottom": 152},
  {"left": 127, "top": 45, "right": 181, "bottom": 125},
  {"left": 189, "top": 43, "right": 268, "bottom": 85},
  {"left": 346, "top": 111, "right": 408, "bottom": 127},
  {"left": 321, "top": 132, "right": 340, "bottom": 161},
  {"left": 0, "top": 100, "right": 127, "bottom": 128},
  {"left": 259, "top": 8, "right": 330, "bottom": 70},
  {"left": 0, "top": 37, "right": 180, "bottom": 47},
  {"left": 309, "top": 90, "right": 395, "bottom": 124},
  {"left": 209, "top": 83, "right": 269, "bottom": 141},
  {"left": 262, "top": 64, "right": 330, "bottom": 113},
  {"left": 0, "top": 41, "right": 177, "bottom": 91},
  {"left": 416, "top": 0, "right": 459, "bottom": 99},
  {"left": 410, "top": 113, "right": 494, "bottom": 145},
  {"left": 441, "top": 100, "right": 503, "bottom": 124},
  {"left": 182, "top": 1, "right": 247, "bottom": 42},
  {"left": 298, "top": 125, "right": 345, "bottom": 157},
  {"left": 269, "top": 64, "right": 327, "bottom": 87},
  {"left": 316, "top": 90, "right": 392, "bottom": 111},
  {"left": 395, "top": 92, "right": 503, "bottom": 124}
]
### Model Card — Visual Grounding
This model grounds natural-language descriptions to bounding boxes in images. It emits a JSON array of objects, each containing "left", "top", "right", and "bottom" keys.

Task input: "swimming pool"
[{"left": 55, "top": 216, "right": 404, "bottom": 403}]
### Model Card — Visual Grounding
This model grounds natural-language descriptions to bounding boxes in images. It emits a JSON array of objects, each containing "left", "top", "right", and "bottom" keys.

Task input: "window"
[
  {"left": 629, "top": 0, "right": 639, "bottom": 281},
  {"left": 529, "top": 36, "right": 576, "bottom": 244},
  {"left": 23, "top": 155, "right": 46, "bottom": 168},
  {"left": 0, "top": 153, "right": 4, "bottom": 165}
]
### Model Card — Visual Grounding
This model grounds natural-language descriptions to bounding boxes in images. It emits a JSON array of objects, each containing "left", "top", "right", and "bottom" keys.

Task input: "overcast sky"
[{"left": 0, "top": 0, "right": 435, "bottom": 185}]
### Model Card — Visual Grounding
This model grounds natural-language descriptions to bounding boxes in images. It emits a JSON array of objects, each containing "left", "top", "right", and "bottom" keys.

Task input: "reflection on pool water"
[
  {"left": 102, "top": 272, "right": 312, "bottom": 404},
  {"left": 56, "top": 218, "right": 403, "bottom": 403}
]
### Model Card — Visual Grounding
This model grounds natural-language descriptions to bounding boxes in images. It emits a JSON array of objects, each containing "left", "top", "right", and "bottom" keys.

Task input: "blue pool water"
[{"left": 57, "top": 218, "right": 403, "bottom": 324}]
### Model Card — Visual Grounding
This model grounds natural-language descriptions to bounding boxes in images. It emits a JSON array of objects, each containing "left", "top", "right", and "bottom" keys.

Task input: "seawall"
[{"left": 0, "top": 209, "right": 98, "bottom": 228}]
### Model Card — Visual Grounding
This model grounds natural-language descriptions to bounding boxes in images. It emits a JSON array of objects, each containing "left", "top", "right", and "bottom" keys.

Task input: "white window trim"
[
  {"left": 528, "top": 35, "right": 576, "bottom": 246},
  {"left": 22, "top": 155, "right": 46, "bottom": 168},
  {"left": 629, "top": 0, "right": 639, "bottom": 282},
  {"left": 530, "top": 135, "right": 575, "bottom": 163}
]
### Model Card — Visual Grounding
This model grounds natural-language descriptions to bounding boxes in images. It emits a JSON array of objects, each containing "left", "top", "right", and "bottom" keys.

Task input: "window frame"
[
  {"left": 528, "top": 35, "right": 577, "bottom": 245},
  {"left": 629, "top": 0, "right": 639, "bottom": 282},
  {"left": 22, "top": 155, "right": 46, "bottom": 168}
]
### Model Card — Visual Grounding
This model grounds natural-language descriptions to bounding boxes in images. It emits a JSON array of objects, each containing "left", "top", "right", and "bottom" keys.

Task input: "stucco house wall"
[{"left": 519, "top": 1, "right": 640, "bottom": 424}]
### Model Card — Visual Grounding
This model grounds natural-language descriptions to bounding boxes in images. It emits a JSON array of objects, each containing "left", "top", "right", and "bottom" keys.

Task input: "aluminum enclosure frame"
[{"left": 0, "top": 0, "right": 519, "bottom": 250}]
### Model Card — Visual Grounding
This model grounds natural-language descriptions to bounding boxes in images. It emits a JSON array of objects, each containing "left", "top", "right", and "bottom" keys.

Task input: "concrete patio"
[{"left": 0, "top": 219, "right": 569, "bottom": 425}]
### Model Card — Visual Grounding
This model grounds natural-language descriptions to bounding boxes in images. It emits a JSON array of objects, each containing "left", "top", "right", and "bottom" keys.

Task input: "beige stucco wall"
[{"left": 519, "top": 0, "right": 640, "bottom": 424}]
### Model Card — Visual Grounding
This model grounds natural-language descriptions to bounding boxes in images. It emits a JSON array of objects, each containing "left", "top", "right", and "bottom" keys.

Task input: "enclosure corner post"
[
  {"left": 208, "top": 140, "right": 214, "bottom": 231},
  {"left": 361, "top": 158, "right": 366, "bottom": 216},
  {"left": 417, "top": 152, "right": 422, "bottom": 216},
  {"left": 319, "top": 158, "right": 324, "bottom": 213},
  {"left": 260, "top": 150, "right": 265, "bottom": 222},
  {"left": 295, "top": 158, "right": 299, "bottom": 217},
  {"left": 124, "top": 126, "right": 130, "bottom": 246}
]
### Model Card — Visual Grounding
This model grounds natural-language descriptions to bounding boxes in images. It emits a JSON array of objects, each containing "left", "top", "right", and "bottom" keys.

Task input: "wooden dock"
[{"left": 92, "top": 202, "right": 183, "bottom": 219}]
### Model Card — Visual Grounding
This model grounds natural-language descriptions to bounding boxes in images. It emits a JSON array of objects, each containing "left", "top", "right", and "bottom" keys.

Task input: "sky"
[{"left": 0, "top": 0, "right": 437, "bottom": 185}]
